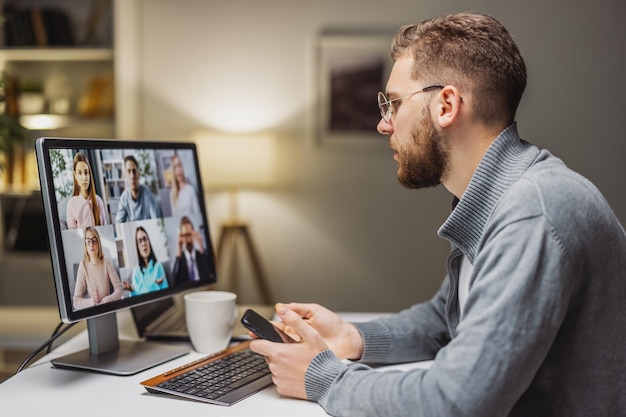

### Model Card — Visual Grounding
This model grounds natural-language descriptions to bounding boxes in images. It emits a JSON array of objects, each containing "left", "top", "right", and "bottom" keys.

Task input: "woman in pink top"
[
  {"left": 73, "top": 227, "right": 123, "bottom": 310},
  {"left": 66, "top": 152, "right": 108, "bottom": 229}
]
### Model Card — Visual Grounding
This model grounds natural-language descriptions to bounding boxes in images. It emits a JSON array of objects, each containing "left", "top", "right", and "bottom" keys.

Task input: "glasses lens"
[{"left": 377, "top": 92, "right": 389, "bottom": 121}]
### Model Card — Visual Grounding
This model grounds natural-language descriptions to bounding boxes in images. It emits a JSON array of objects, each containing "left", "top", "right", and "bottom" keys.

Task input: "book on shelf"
[
  {"left": 2, "top": 4, "right": 75, "bottom": 47},
  {"left": 78, "top": 74, "right": 114, "bottom": 118}
]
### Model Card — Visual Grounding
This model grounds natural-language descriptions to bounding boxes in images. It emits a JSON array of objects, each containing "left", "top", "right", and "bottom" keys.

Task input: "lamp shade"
[{"left": 191, "top": 130, "right": 276, "bottom": 190}]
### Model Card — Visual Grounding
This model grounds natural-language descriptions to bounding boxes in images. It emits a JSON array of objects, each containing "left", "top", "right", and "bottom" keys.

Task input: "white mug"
[{"left": 184, "top": 291, "right": 237, "bottom": 354}]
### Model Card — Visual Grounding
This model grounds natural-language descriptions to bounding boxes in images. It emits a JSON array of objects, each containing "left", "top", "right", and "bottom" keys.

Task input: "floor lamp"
[
  {"left": 192, "top": 131, "right": 276, "bottom": 306},
  {"left": 215, "top": 190, "right": 272, "bottom": 304}
]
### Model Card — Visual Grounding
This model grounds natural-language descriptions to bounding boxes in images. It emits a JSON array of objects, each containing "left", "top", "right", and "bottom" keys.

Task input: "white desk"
[{"left": 0, "top": 312, "right": 432, "bottom": 416}]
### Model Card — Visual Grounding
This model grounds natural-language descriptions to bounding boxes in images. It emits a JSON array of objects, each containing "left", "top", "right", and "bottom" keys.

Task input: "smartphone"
[{"left": 241, "top": 308, "right": 294, "bottom": 343}]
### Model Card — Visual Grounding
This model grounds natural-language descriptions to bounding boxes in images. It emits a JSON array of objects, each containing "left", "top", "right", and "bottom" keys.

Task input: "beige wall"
[{"left": 127, "top": 0, "right": 626, "bottom": 311}]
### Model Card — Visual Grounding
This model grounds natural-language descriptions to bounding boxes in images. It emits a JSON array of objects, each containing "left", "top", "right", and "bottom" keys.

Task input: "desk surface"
[{"left": 0, "top": 311, "right": 432, "bottom": 416}]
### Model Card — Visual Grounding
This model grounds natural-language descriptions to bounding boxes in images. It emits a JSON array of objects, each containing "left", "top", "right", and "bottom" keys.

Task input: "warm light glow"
[
  {"left": 191, "top": 130, "right": 277, "bottom": 190},
  {"left": 19, "top": 114, "right": 70, "bottom": 130}
]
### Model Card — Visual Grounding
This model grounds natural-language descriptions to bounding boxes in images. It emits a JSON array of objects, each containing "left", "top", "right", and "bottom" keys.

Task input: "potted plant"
[
  {"left": 0, "top": 74, "right": 30, "bottom": 186},
  {"left": 18, "top": 79, "right": 46, "bottom": 115}
]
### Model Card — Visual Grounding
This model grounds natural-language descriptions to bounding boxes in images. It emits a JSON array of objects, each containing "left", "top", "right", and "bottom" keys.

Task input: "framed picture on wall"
[{"left": 316, "top": 33, "right": 393, "bottom": 146}]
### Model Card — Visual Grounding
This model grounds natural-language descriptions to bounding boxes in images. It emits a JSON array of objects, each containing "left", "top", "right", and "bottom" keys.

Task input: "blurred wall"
[{"left": 127, "top": 0, "right": 626, "bottom": 311}]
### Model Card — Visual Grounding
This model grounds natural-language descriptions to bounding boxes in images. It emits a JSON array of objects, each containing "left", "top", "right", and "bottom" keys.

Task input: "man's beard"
[{"left": 396, "top": 110, "right": 449, "bottom": 190}]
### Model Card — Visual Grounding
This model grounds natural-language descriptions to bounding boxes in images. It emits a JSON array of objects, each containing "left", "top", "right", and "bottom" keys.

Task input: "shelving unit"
[
  {"left": 102, "top": 157, "right": 124, "bottom": 212},
  {"left": 0, "top": 0, "right": 115, "bottom": 192},
  {"left": 0, "top": 1, "right": 118, "bottom": 314},
  {"left": 0, "top": 48, "right": 113, "bottom": 62}
]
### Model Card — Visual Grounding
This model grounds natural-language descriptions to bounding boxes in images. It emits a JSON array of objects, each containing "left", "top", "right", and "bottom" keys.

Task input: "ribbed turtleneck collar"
[{"left": 437, "top": 123, "right": 541, "bottom": 262}]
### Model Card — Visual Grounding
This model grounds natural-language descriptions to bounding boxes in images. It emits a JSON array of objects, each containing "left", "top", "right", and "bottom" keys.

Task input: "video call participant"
[
  {"left": 249, "top": 12, "right": 626, "bottom": 417},
  {"left": 73, "top": 227, "right": 123, "bottom": 310},
  {"left": 66, "top": 152, "right": 108, "bottom": 228},
  {"left": 115, "top": 155, "right": 162, "bottom": 223},
  {"left": 170, "top": 153, "right": 200, "bottom": 217},
  {"left": 172, "top": 216, "right": 210, "bottom": 285},
  {"left": 122, "top": 226, "right": 168, "bottom": 296}
]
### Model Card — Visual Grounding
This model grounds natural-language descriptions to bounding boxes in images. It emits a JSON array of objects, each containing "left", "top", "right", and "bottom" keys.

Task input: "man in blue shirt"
[{"left": 115, "top": 155, "right": 161, "bottom": 223}]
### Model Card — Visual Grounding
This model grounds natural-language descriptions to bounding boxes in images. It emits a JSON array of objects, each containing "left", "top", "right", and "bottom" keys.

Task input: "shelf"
[
  {"left": 19, "top": 114, "right": 113, "bottom": 131},
  {"left": 0, "top": 48, "right": 113, "bottom": 62}
]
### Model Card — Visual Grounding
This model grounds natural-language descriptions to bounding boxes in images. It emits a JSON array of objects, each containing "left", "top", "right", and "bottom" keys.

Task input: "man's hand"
[
  {"left": 249, "top": 305, "right": 330, "bottom": 399},
  {"left": 177, "top": 233, "right": 184, "bottom": 257},
  {"left": 192, "top": 229, "right": 205, "bottom": 253},
  {"left": 277, "top": 303, "right": 364, "bottom": 361}
]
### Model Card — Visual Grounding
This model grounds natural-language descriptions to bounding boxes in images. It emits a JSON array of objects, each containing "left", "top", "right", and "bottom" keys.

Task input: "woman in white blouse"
[{"left": 169, "top": 153, "right": 200, "bottom": 217}]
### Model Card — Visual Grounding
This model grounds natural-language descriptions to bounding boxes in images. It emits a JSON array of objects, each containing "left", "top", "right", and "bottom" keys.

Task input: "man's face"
[
  {"left": 379, "top": 56, "right": 450, "bottom": 190},
  {"left": 124, "top": 160, "right": 140, "bottom": 192},
  {"left": 180, "top": 223, "right": 194, "bottom": 252}
]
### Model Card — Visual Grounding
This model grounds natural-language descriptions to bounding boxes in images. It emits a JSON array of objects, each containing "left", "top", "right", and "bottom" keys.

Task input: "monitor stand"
[{"left": 51, "top": 312, "right": 189, "bottom": 376}]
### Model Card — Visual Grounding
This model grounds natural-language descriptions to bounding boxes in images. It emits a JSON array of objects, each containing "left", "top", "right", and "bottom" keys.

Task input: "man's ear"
[{"left": 436, "top": 85, "right": 462, "bottom": 128}]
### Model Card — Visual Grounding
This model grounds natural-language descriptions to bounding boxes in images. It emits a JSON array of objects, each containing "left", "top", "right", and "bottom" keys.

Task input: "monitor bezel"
[{"left": 36, "top": 136, "right": 217, "bottom": 324}]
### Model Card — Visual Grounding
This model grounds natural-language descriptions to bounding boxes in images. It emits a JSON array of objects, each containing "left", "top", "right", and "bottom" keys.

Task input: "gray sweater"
[{"left": 305, "top": 124, "right": 626, "bottom": 416}]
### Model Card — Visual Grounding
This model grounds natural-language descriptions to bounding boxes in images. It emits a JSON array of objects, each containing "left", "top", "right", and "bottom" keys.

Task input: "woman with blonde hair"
[
  {"left": 73, "top": 227, "right": 123, "bottom": 309},
  {"left": 170, "top": 153, "right": 200, "bottom": 217},
  {"left": 66, "top": 152, "right": 108, "bottom": 228}
]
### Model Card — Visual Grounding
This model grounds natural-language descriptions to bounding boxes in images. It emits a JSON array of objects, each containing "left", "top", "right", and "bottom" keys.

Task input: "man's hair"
[
  {"left": 124, "top": 155, "right": 139, "bottom": 168},
  {"left": 391, "top": 12, "right": 527, "bottom": 125},
  {"left": 180, "top": 215, "right": 194, "bottom": 230}
]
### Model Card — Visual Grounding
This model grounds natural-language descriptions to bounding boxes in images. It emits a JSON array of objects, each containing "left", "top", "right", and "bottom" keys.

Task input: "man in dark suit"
[{"left": 172, "top": 216, "right": 210, "bottom": 285}]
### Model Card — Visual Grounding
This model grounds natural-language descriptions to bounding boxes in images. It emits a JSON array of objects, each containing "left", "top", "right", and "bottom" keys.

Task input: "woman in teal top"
[{"left": 124, "top": 226, "right": 168, "bottom": 296}]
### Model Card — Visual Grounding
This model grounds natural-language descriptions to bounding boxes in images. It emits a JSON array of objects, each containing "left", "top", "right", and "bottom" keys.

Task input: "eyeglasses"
[
  {"left": 137, "top": 236, "right": 149, "bottom": 244},
  {"left": 85, "top": 237, "right": 98, "bottom": 246},
  {"left": 377, "top": 84, "right": 444, "bottom": 123}
]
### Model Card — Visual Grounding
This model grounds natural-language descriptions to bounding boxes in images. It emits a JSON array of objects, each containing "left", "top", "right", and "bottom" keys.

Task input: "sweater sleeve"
[
  {"left": 72, "top": 261, "right": 93, "bottom": 309},
  {"left": 66, "top": 197, "right": 78, "bottom": 229},
  {"left": 115, "top": 192, "right": 129, "bottom": 223},
  {"left": 97, "top": 196, "right": 108, "bottom": 225},
  {"left": 305, "top": 213, "right": 576, "bottom": 417},
  {"left": 353, "top": 277, "right": 450, "bottom": 364},
  {"left": 101, "top": 258, "right": 123, "bottom": 303}
]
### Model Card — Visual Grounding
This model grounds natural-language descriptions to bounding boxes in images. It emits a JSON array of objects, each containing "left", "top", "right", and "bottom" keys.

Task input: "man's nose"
[{"left": 377, "top": 117, "right": 392, "bottom": 135}]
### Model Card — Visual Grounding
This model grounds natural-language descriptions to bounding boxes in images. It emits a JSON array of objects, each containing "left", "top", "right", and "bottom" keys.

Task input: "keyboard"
[{"left": 140, "top": 341, "right": 273, "bottom": 406}]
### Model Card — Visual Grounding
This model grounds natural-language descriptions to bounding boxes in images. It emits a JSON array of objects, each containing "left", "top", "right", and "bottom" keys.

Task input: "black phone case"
[{"left": 241, "top": 309, "right": 287, "bottom": 343}]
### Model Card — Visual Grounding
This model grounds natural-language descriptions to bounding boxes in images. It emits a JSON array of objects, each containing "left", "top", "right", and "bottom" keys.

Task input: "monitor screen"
[{"left": 36, "top": 137, "right": 217, "bottom": 374}]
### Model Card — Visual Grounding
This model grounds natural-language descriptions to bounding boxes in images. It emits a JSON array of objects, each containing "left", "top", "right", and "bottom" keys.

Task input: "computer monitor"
[{"left": 35, "top": 137, "right": 217, "bottom": 375}]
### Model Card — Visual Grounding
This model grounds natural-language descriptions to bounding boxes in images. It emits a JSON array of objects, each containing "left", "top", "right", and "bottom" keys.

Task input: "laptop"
[{"left": 132, "top": 297, "right": 275, "bottom": 342}]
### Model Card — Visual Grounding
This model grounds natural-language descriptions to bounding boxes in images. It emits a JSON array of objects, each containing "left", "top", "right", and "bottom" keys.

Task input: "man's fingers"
[
  {"left": 276, "top": 305, "right": 319, "bottom": 342},
  {"left": 282, "top": 302, "right": 318, "bottom": 320},
  {"left": 248, "top": 338, "right": 274, "bottom": 356}
]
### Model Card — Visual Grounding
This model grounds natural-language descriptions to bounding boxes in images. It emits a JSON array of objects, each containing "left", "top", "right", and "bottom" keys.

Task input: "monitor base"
[{"left": 51, "top": 340, "right": 189, "bottom": 376}]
